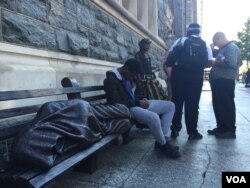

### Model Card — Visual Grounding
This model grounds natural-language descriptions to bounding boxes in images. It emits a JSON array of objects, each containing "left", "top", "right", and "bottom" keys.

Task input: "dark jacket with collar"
[
  {"left": 103, "top": 70, "right": 142, "bottom": 108},
  {"left": 135, "top": 51, "right": 155, "bottom": 79}
]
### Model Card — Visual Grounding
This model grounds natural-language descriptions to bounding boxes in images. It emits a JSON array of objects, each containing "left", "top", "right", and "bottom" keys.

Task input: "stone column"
[
  {"left": 137, "top": 0, "right": 148, "bottom": 29},
  {"left": 173, "top": 0, "right": 186, "bottom": 37},
  {"left": 122, "top": 0, "right": 137, "bottom": 18},
  {"left": 186, "top": 0, "right": 193, "bottom": 27},
  {"left": 148, "top": 0, "right": 158, "bottom": 35}
]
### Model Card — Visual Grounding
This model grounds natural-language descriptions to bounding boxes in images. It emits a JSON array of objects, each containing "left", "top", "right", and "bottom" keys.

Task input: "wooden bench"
[{"left": 0, "top": 77, "right": 126, "bottom": 188}]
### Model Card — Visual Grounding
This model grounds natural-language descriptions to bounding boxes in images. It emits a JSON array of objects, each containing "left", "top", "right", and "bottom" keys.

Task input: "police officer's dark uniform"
[{"left": 165, "top": 23, "right": 212, "bottom": 140}]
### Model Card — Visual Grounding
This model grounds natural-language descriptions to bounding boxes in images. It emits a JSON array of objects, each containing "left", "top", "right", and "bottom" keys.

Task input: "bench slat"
[
  {"left": 0, "top": 86, "right": 103, "bottom": 101},
  {"left": 0, "top": 105, "right": 41, "bottom": 119},
  {"left": 18, "top": 134, "right": 119, "bottom": 188},
  {"left": 84, "top": 94, "right": 107, "bottom": 102},
  {"left": 81, "top": 85, "right": 104, "bottom": 91},
  {"left": 0, "top": 115, "right": 35, "bottom": 139},
  {"left": 0, "top": 88, "right": 65, "bottom": 101}
]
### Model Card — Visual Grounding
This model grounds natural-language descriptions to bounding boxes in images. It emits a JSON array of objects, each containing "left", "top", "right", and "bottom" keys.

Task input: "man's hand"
[
  {"left": 212, "top": 56, "right": 227, "bottom": 67},
  {"left": 166, "top": 78, "right": 173, "bottom": 101},
  {"left": 140, "top": 98, "right": 149, "bottom": 109},
  {"left": 167, "top": 94, "right": 172, "bottom": 101},
  {"left": 166, "top": 67, "right": 172, "bottom": 78},
  {"left": 206, "top": 60, "right": 213, "bottom": 68}
]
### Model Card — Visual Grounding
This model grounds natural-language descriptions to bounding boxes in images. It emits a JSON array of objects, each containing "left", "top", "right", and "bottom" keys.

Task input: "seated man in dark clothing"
[{"left": 103, "top": 58, "right": 181, "bottom": 159}]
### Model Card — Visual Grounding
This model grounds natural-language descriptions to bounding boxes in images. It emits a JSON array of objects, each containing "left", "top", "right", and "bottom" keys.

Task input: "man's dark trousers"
[
  {"left": 210, "top": 78, "right": 236, "bottom": 133},
  {"left": 171, "top": 67, "right": 203, "bottom": 135}
]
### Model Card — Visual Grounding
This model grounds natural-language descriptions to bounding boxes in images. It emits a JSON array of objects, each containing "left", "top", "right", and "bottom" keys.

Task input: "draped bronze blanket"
[{"left": 12, "top": 100, "right": 131, "bottom": 168}]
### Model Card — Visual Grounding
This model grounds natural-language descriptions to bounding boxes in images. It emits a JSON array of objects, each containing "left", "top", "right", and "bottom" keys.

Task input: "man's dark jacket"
[{"left": 135, "top": 51, "right": 154, "bottom": 78}]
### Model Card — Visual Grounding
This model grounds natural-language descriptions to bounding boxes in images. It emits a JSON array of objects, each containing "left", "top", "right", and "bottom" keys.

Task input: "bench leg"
[
  {"left": 113, "top": 130, "right": 131, "bottom": 145},
  {"left": 122, "top": 128, "right": 135, "bottom": 145},
  {"left": 74, "top": 153, "right": 98, "bottom": 174}
]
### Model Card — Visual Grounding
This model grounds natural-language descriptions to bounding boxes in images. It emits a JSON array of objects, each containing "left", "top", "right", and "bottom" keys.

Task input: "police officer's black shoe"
[
  {"left": 188, "top": 132, "right": 203, "bottom": 140},
  {"left": 207, "top": 128, "right": 218, "bottom": 135},
  {"left": 171, "top": 130, "right": 179, "bottom": 139},
  {"left": 215, "top": 131, "right": 236, "bottom": 139}
]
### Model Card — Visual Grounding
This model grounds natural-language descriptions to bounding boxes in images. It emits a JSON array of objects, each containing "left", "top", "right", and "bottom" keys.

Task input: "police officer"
[{"left": 165, "top": 23, "right": 213, "bottom": 140}]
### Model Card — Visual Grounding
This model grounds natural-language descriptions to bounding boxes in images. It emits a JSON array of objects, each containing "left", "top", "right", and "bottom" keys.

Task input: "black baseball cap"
[{"left": 139, "top": 38, "right": 152, "bottom": 44}]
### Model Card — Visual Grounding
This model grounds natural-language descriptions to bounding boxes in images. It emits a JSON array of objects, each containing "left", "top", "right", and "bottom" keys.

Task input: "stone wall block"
[
  {"left": 118, "top": 46, "right": 129, "bottom": 60},
  {"left": 89, "top": 31, "right": 102, "bottom": 47},
  {"left": 107, "top": 28, "right": 116, "bottom": 38},
  {"left": 105, "top": 51, "right": 119, "bottom": 62},
  {"left": 77, "top": 6, "right": 95, "bottom": 29},
  {"left": 55, "top": 29, "right": 69, "bottom": 52},
  {"left": 48, "top": 2, "right": 77, "bottom": 32},
  {"left": 2, "top": 10, "right": 56, "bottom": 50},
  {"left": 64, "top": 0, "right": 77, "bottom": 15},
  {"left": 122, "top": 41, "right": 129, "bottom": 48},
  {"left": 90, "top": 46, "right": 105, "bottom": 60},
  {"left": 102, "top": 37, "right": 115, "bottom": 51},
  {"left": 17, "top": 0, "right": 47, "bottom": 22},
  {"left": 123, "top": 27, "right": 134, "bottom": 44},
  {"left": 110, "top": 43, "right": 119, "bottom": 54},
  {"left": 95, "top": 21, "right": 106, "bottom": 35},
  {"left": 95, "top": 9, "right": 109, "bottom": 24},
  {"left": 116, "top": 34, "right": 125, "bottom": 45},
  {"left": 132, "top": 35, "right": 139, "bottom": 46},
  {"left": 77, "top": 0, "right": 90, "bottom": 7},
  {"left": 51, "top": 0, "right": 64, "bottom": 5},
  {"left": 95, "top": 21, "right": 114, "bottom": 38},
  {"left": 77, "top": 24, "right": 89, "bottom": 38},
  {"left": 67, "top": 33, "right": 89, "bottom": 56},
  {"left": 0, "top": 0, "right": 16, "bottom": 11},
  {"left": 108, "top": 17, "right": 118, "bottom": 30},
  {"left": 127, "top": 44, "right": 137, "bottom": 56}
]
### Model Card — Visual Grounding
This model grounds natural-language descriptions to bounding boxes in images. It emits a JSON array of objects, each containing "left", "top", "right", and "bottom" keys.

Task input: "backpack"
[
  {"left": 178, "top": 36, "right": 208, "bottom": 71},
  {"left": 146, "top": 79, "right": 167, "bottom": 100}
]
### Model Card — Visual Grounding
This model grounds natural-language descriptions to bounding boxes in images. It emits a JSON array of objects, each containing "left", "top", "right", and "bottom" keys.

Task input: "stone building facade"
[{"left": 0, "top": 0, "right": 197, "bottom": 108}]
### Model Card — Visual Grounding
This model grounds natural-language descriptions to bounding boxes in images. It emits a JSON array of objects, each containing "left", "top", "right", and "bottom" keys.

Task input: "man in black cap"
[
  {"left": 104, "top": 58, "right": 181, "bottom": 159},
  {"left": 165, "top": 23, "right": 213, "bottom": 140},
  {"left": 135, "top": 38, "right": 167, "bottom": 100},
  {"left": 135, "top": 38, "right": 155, "bottom": 80}
]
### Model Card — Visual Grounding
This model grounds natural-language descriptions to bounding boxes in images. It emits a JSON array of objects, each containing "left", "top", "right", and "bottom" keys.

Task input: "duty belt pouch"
[{"left": 143, "top": 75, "right": 154, "bottom": 80}]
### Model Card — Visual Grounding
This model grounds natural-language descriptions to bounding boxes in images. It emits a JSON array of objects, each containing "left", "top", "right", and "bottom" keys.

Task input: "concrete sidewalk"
[{"left": 47, "top": 81, "right": 250, "bottom": 188}]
